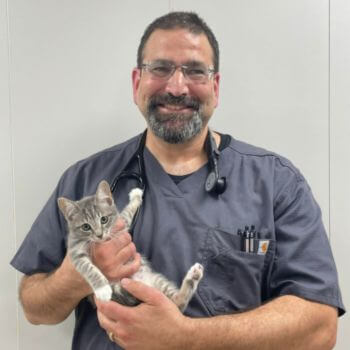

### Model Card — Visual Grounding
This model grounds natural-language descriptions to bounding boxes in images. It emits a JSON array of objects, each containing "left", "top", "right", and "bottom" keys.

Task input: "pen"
[
  {"left": 249, "top": 225, "right": 256, "bottom": 253},
  {"left": 237, "top": 229, "right": 244, "bottom": 252},
  {"left": 244, "top": 226, "right": 250, "bottom": 253}
]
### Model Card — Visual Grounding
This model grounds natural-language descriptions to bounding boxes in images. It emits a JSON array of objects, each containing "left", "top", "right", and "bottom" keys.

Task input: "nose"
[
  {"left": 96, "top": 228, "right": 104, "bottom": 239},
  {"left": 164, "top": 67, "right": 189, "bottom": 96}
]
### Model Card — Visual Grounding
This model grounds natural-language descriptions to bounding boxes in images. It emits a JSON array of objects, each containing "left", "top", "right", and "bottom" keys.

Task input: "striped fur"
[{"left": 58, "top": 180, "right": 203, "bottom": 311}]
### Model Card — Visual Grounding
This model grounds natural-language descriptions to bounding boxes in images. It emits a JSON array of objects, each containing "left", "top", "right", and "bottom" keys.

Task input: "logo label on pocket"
[{"left": 257, "top": 240, "right": 269, "bottom": 255}]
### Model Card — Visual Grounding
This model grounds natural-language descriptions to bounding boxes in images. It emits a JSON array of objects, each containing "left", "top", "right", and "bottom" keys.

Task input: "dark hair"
[{"left": 137, "top": 11, "right": 219, "bottom": 72}]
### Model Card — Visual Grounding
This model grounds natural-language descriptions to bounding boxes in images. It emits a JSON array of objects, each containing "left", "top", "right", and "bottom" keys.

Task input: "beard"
[{"left": 146, "top": 93, "right": 208, "bottom": 144}]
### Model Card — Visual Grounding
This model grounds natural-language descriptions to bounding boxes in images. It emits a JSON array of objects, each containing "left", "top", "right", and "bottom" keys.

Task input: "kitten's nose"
[{"left": 96, "top": 229, "right": 104, "bottom": 238}]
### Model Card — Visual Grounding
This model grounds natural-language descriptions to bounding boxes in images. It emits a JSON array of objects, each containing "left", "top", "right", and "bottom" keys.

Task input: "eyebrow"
[
  {"left": 151, "top": 59, "right": 207, "bottom": 67},
  {"left": 151, "top": 59, "right": 173, "bottom": 65}
]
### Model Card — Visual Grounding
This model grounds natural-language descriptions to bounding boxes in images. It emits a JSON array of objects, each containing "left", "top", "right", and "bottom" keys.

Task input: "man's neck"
[{"left": 145, "top": 127, "right": 221, "bottom": 176}]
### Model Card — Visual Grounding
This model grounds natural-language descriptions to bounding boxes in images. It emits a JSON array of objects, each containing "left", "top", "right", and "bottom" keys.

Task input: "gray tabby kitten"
[{"left": 58, "top": 180, "right": 203, "bottom": 311}]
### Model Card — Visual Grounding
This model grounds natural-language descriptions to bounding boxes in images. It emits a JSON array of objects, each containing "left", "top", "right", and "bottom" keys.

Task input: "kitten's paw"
[
  {"left": 95, "top": 285, "right": 112, "bottom": 301},
  {"left": 129, "top": 188, "right": 143, "bottom": 202},
  {"left": 112, "top": 283, "right": 122, "bottom": 295},
  {"left": 188, "top": 263, "right": 204, "bottom": 281}
]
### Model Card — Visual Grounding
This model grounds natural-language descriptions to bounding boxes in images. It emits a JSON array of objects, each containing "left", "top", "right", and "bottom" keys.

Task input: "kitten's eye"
[
  {"left": 81, "top": 223, "right": 91, "bottom": 232},
  {"left": 100, "top": 216, "right": 109, "bottom": 225}
]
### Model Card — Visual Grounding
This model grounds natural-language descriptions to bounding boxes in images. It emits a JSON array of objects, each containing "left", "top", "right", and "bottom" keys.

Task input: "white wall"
[
  {"left": 0, "top": 0, "right": 17, "bottom": 348},
  {"left": 1, "top": 0, "right": 348, "bottom": 348}
]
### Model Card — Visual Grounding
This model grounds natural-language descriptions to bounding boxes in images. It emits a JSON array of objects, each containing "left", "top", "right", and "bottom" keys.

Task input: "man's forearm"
[
  {"left": 19, "top": 256, "right": 91, "bottom": 325},
  {"left": 186, "top": 295, "right": 338, "bottom": 350}
]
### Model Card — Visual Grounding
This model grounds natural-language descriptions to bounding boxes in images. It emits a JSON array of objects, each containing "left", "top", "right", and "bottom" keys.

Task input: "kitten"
[{"left": 58, "top": 180, "right": 203, "bottom": 312}]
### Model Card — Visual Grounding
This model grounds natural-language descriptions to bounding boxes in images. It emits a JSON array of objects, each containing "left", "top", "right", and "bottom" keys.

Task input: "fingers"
[
  {"left": 96, "top": 299, "right": 124, "bottom": 322},
  {"left": 118, "top": 252, "right": 142, "bottom": 280},
  {"left": 115, "top": 236, "right": 136, "bottom": 263},
  {"left": 92, "top": 231, "right": 132, "bottom": 263},
  {"left": 97, "top": 303, "right": 117, "bottom": 328},
  {"left": 91, "top": 231, "right": 141, "bottom": 281},
  {"left": 96, "top": 302, "right": 124, "bottom": 347},
  {"left": 109, "top": 218, "right": 126, "bottom": 235}
]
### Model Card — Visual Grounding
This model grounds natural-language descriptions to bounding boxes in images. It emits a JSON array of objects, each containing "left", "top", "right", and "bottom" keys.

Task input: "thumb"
[{"left": 121, "top": 278, "right": 165, "bottom": 305}]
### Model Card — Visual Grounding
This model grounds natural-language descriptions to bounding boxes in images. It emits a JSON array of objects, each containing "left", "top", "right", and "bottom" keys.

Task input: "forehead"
[{"left": 142, "top": 29, "right": 214, "bottom": 66}]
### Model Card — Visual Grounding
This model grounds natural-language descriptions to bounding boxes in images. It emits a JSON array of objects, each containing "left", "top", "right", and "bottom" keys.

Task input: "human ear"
[
  {"left": 132, "top": 68, "right": 141, "bottom": 105},
  {"left": 213, "top": 72, "right": 220, "bottom": 108}
]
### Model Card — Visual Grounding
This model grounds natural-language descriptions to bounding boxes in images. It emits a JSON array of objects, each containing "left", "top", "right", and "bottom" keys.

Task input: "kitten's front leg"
[
  {"left": 94, "top": 285, "right": 113, "bottom": 301},
  {"left": 120, "top": 188, "right": 143, "bottom": 227},
  {"left": 69, "top": 250, "right": 112, "bottom": 301}
]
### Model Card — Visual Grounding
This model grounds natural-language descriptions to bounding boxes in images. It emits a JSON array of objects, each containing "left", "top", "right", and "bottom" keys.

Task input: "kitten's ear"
[
  {"left": 57, "top": 197, "right": 79, "bottom": 220},
  {"left": 96, "top": 180, "right": 114, "bottom": 207}
]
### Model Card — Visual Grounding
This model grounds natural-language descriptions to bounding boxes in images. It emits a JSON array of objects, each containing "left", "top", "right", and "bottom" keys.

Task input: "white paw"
[
  {"left": 188, "top": 263, "right": 204, "bottom": 281},
  {"left": 129, "top": 188, "right": 143, "bottom": 202},
  {"left": 95, "top": 285, "right": 112, "bottom": 301},
  {"left": 112, "top": 283, "right": 122, "bottom": 294}
]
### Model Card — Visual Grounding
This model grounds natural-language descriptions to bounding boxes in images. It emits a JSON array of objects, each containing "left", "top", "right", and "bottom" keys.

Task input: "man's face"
[{"left": 132, "top": 28, "right": 220, "bottom": 144}]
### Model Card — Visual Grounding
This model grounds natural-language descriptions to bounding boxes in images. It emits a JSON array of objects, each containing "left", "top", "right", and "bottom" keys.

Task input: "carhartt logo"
[{"left": 258, "top": 240, "right": 269, "bottom": 255}]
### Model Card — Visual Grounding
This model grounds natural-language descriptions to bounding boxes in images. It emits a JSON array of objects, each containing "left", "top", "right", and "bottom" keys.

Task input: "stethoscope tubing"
[{"left": 110, "top": 128, "right": 225, "bottom": 233}]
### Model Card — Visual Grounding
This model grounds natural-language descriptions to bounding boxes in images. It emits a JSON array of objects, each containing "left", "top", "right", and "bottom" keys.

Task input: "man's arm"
[
  {"left": 96, "top": 279, "right": 338, "bottom": 350},
  {"left": 187, "top": 295, "right": 338, "bottom": 350},
  {"left": 20, "top": 225, "right": 141, "bottom": 325},
  {"left": 19, "top": 255, "right": 91, "bottom": 325}
]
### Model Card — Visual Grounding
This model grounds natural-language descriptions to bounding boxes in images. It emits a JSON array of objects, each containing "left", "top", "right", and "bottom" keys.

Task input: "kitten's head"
[{"left": 58, "top": 180, "right": 118, "bottom": 242}]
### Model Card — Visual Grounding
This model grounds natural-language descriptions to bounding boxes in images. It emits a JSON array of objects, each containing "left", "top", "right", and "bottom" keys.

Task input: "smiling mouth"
[
  {"left": 149, "top": 94, "right": 200, "bottom": 116},
  {"left": 157, "top": 104, "right": 194, "bottom": 113}
]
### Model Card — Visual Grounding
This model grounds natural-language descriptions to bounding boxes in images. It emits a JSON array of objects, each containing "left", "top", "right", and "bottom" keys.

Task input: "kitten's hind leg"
[
  {"left": 172, "top": 263, "right": 204, "bottom": 312},
  {"left": 111, "top": 282, "right": 141, "bottom": 306}
]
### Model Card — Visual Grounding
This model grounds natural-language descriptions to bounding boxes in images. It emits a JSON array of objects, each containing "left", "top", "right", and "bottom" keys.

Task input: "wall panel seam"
[
  {"left": 328, "top": 0, "right": 332, "bottom": 243},
  {"left": 5, "top": 0, "right": 19, "bottom": 349}
]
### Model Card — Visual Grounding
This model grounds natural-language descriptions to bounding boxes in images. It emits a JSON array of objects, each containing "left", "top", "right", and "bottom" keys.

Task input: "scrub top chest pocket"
[{"left": 198, "top": 228, "right": 275, "bottom": 315}]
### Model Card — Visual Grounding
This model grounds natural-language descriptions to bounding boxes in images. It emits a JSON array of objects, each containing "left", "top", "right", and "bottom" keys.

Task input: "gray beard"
[{"left": 147, "top": 110, "right": 204, "bottom": 144}]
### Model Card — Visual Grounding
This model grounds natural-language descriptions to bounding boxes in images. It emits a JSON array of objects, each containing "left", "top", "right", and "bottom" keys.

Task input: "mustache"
[{"left": 148, "top": 94, "right": 200, "bottom": 111}]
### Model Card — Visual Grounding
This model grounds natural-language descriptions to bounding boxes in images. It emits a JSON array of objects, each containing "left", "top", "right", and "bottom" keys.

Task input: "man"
[{"left": 12, "top": 12, "right": 345, "bottom": 350}]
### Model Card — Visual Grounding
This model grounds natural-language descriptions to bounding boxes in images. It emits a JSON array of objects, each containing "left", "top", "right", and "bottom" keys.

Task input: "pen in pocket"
[
  {"left": 249, "top": 225, "right": 255, "bottom": 253},
  {"left": 237, "top": 225, "right": 259, "bottom": 253}
]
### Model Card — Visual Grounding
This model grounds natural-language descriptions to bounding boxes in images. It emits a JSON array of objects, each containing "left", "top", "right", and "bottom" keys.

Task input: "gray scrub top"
[{"left": 11, "top": 133, "right": 345, "bottom": 350}]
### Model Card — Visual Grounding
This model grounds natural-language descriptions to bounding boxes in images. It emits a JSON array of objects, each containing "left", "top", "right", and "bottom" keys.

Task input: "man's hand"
[
  {"left": 91, "top": 219, "right": 141, "bottom": 282},
  {"left": 96, "top": 280, "right": 338, "bottom": 350},
  {"left": 96, "top": 279, "right": 193, "bottom": 350}
]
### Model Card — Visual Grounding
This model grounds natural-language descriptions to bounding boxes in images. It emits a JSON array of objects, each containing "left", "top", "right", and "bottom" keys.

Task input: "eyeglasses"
[{"left": 140, "top": 61, "right": 215, "bottom": 84}]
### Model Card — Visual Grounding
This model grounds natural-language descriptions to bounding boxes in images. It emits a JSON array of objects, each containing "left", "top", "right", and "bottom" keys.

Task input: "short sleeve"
[
  {"left": 269, "top": 167, "right": 345, "bottom": 316},
  {"left": 9, "top": 143, "right": 129, "bottom": 276},
  {"left": 9, "top": 140, "right": 132, "bottom": 276},
  {"left": 9, "top": 160, "right": 92, "bottom": 275},
  {"left": 10, "top": 178, "right": 67, "bottom": 275}
]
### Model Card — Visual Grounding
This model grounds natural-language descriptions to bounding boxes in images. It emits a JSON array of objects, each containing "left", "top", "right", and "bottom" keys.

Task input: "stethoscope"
[{"left": 110, "top": 129, "right": 226, "bottom": 232}]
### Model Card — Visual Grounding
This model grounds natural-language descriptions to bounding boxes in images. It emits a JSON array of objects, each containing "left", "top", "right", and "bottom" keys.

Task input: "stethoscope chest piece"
[
  {"left": 205, "top": 171, "right": 227, "bottom": 195},
  {"left": 205, "top": 171, "right": 217, "bottom": 192},
  {"left": 205, "top": 130, "right": 227, "bottom": 195}
]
